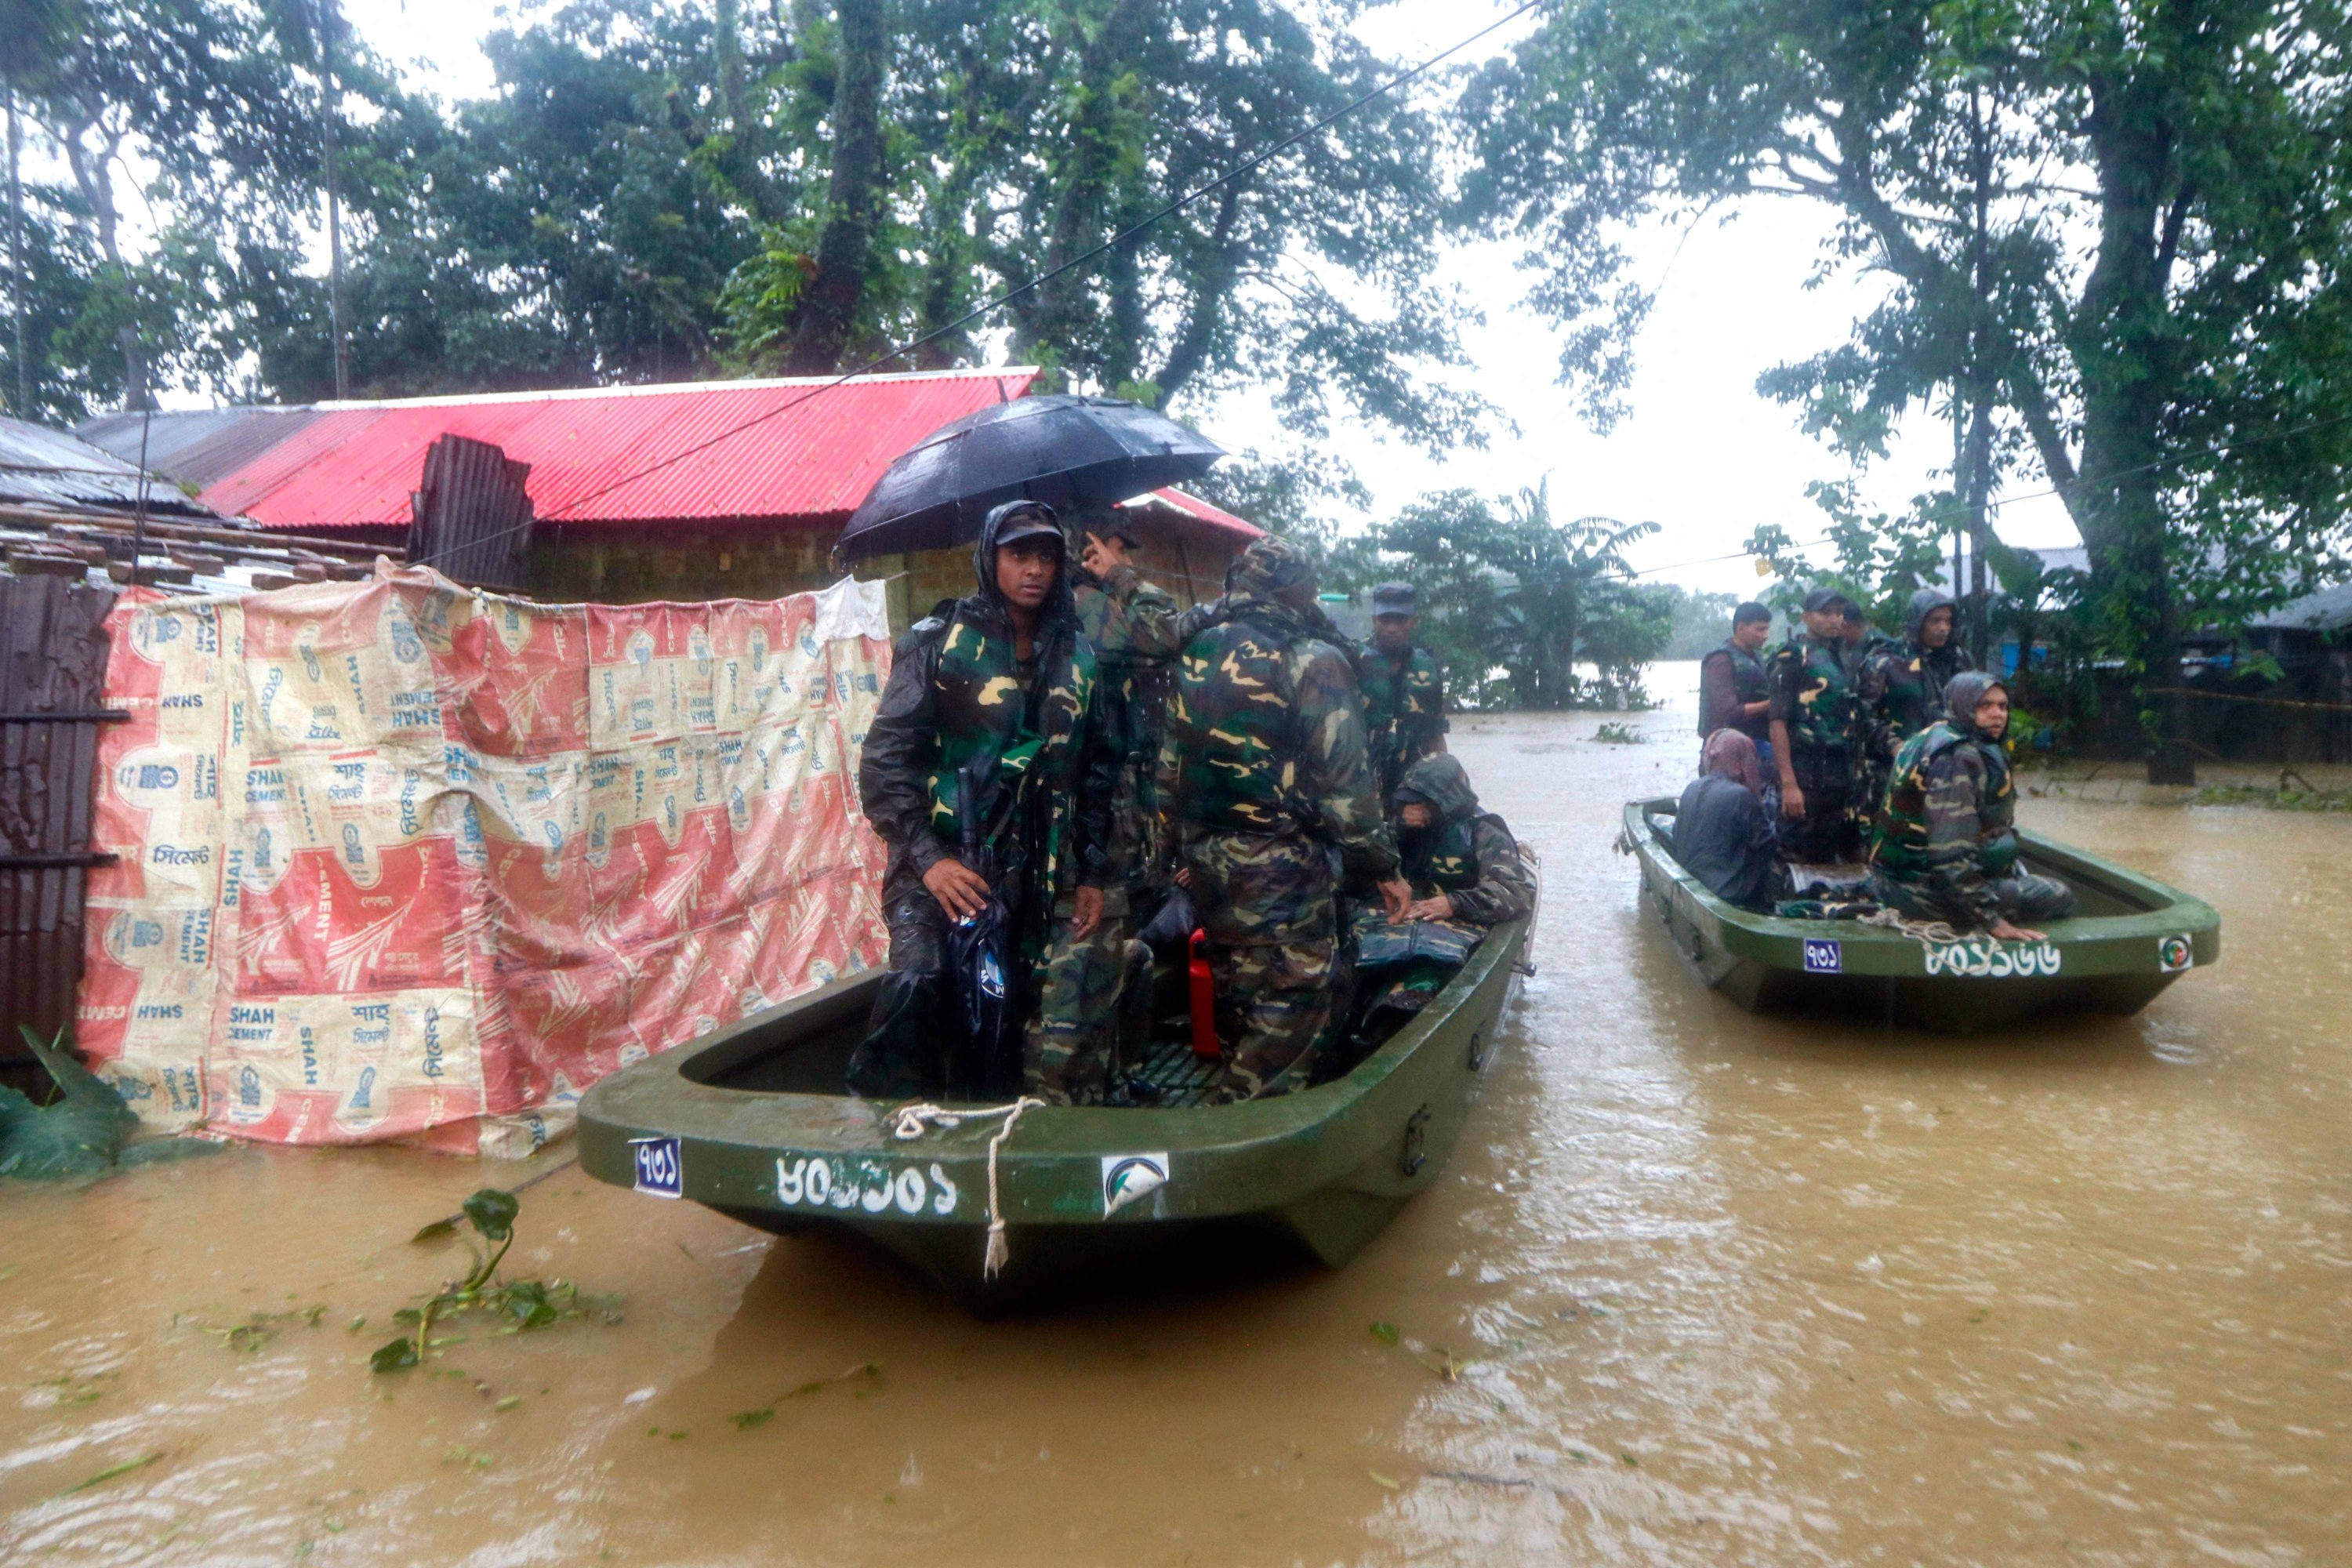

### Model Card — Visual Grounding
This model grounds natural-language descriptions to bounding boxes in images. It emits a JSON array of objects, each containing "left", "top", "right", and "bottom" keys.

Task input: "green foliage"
[
  {"left": 1, "top": 1026, "right": 138, "bottom": 1181},
  {"left": 1652, "top": 586, "right": 1746, "bottom": 660},
  {"left": 6, "top": 0, "right": 1491, "bottom": 467},
  {"left": 1462, "top": 0, "right": 2352, "bottom": 767},
  {"left": 370, "top": 1186, "right": 618, "bottom": 1375},
  {"left": 1360, "top": 481, "right": 1671, "bottom": 711}
]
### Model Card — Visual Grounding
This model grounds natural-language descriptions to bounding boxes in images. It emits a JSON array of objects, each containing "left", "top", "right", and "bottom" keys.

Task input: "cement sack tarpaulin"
[{"left": 73, "top": 565, "right": 892, "bottom": 1156}]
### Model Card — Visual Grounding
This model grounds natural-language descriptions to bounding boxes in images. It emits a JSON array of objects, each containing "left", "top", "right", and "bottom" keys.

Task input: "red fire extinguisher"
[{"left": 1189, "top": 930, "right": 1219, "bottom": 1058}]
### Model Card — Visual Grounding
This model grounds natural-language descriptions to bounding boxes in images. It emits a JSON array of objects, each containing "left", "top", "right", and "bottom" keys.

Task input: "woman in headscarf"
[
  {"left": 1669, "top": 729, "right": 1790, "bottom": 912},
  {"left": 1867, "top": 671, "right": 2077, "bottom": 938}
]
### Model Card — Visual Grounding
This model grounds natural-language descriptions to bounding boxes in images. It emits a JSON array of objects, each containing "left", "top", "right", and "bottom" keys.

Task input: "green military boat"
[
  {"left": 1624, "top": 797, "right": 2218, "bottom": 1033},
  {"left": 579, "top": 900, "right": 1536, "bottom": 1309}
]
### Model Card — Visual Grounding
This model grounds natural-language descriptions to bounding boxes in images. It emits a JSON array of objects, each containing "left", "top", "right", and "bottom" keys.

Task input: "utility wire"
[
  {"left": 421, "top": 0, "right": 1546, "bottom": 567},
  {"left": 1607, "top": 406, "right": 2352, "bottom": 584}
]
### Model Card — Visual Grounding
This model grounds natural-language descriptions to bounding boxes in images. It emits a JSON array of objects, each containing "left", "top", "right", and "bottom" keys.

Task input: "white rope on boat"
[
  {"left": 889, "top": 1096, "right": 1044, "bottom": 1279},
  {"left": 1859, "top": 907, "right": 1969, "bottom": 948}
]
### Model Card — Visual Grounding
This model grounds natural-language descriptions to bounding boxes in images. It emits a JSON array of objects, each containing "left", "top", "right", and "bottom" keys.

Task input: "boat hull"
[
  {"left": 1624, "top": 797, "right": 2219, "bottom": 1034},
  {"left": 579, "top": 902, "right": 1534, "bottom": 1309}
]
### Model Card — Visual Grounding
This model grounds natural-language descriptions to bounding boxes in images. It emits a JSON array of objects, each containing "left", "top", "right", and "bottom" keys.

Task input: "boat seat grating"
[{"left": 1131, "top": 1035, "right": 1222, "bottom": 1109}]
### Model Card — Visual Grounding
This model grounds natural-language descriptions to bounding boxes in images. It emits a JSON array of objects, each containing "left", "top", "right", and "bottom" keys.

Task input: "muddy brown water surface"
[{"left": 5, "top": 673, "right": 2349, "bottom": 1566}]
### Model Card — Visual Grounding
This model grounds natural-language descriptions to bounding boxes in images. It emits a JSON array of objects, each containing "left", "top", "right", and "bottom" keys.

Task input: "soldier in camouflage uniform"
[
  {"left": 1869, "top": 670, "right": 2076, "bottom": 937},
  {"left": 1337, "top": 753, "right": 1533, "bottom": 1063},
  {"left": 1359, "top": 581, "right": 1449, "bottom": 805},
  {"left": 1156, "top": 536, "right": 1411, "bottom": 1102},
  {"left": 1388, "top": 753, "right": 1534, "bottom": 927},
  {"left": 1769, "top": 586, "right": 1864, "bottom": 864},
  {"left": 1017, "top": 516, "right": 1185, "bottom": 1104},
  {"left": 848, "top": 502, "right": 1114, "bottom": 1098},
  {"left": 1855, "top": 588, "right": 1965, "bottom": 831}
]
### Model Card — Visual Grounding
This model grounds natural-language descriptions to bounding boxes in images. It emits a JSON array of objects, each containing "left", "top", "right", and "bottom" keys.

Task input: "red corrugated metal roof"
[
  {"left": 203, "top": 369, "right": 1040, "bottom": 531},
  {"left": 1122, "top": 486, "right": 1264, "bottom": 542}
]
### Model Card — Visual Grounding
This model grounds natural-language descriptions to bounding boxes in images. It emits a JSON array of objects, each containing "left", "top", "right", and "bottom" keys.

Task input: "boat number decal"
[
  {"left": 1922, "top": 938, "right": 2064, "bottom": 978},
  {"left": 629, "top": 1137, "right": 683, "bottom": 1200},
  {"left": 2157, "top": 935, "right": 2193, "bottom": 972},
  {"left": 1802, "top": 938, "right": 1842, "bottom": 975},
  {"left": 1101, "top": 1153, "right": 1170, "bottom": 1218},
  {"left": 775, "top": 1155, "right": 962, "bottom": 1218}
]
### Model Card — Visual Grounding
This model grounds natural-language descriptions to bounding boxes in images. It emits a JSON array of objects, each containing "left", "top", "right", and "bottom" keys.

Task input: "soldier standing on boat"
[
  {"left": 1156, "top": 536, "right": 1411, "bottom": 1103},
  {"left": 1768, "top": 586, "right": 1865, "bottom": 864},
  {"left": 1699, "top": 601, "right": 1774, "bottom": 752},
  {"left": 1869, "top": 670, "right": 2076, "bottom": 938},
  {"left": 1015, "top": 514, "right": 1185, "bottom": 1104},
  {"left": 1857, "top": 588, "right": 1965, "bottom": 820},
  {"left": 1359, "top": 581, "right": 1449, "bottom": 805},
  {"left": 846, "top": 501, "right": 1116, "bottom": 1099}
]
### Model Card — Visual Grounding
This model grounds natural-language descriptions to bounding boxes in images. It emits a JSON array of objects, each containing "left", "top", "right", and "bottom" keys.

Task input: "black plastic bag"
[{"left": 945, "top": 764, "right": 1026, "bottom": 1098}]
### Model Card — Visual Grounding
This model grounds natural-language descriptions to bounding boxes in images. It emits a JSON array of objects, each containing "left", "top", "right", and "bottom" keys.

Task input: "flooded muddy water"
[{"left": 5, "top": 668, "right": 2347, "bottom": 1566}]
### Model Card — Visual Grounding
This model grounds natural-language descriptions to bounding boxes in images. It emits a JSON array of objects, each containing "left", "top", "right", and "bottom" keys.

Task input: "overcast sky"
[{"left": 337, "top": 0, "right": 2080, "bottom": 595}]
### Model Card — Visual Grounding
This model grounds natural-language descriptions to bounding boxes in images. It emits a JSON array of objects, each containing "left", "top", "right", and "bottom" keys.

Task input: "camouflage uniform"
[
  {"left": 1868, "top": 671, "right": 2076, "bottom": 930},
  {"left": 1340, "top": 754, "right": 1534, "bottom": 1048},
  {"left": 1019, "top": 555, "right": 1184, "bottom": 1103},
  {"left": 1156, "top": 537, "right": 1399, "bottom": 1102},
  {"left": 1360, "top": 644, "right": 1449, "bottom": 805},
  {"left": 1768, "top": 630, "right": 1862, "bottom": 863},
  {"left": 848, "top": 504, "right": 1113, "bottom": 1099},
  {"left": 1855, "top": 590, "right": 1966, "bottom": 837},
  {"left": 1391, "top": 753, "right": 1534, "bottom": 926}
]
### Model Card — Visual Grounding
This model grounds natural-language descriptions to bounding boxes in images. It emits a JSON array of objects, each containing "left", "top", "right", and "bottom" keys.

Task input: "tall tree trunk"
[
  {"left": 783, "top": 0, "right": 887, "bottom": 374},
  {"left": 5, "top": 79, "right": 27, "bottom": 418},
  {"left": 316, "top": 0, "right": 348, "bottom": 399},
  {"left": 1963, "top": 86, "right": 1994, "bottom": 669},
  {"left": 713, "top": 0, "right": 790, "bottom": 225},
  {"left": 2072, "top": 69, "right": 2193, "bottom": 784},
  {"left": 60, "top": 122, "right": 147, "bottom": 408}
]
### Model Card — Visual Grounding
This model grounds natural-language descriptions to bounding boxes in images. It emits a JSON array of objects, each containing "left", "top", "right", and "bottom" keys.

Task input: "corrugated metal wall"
[
  {"left": 406, "top": 434, "right": 535, "bottom": 590},
  {"left": 0, "top": 575, "right": 118, "bottom": 1075}
]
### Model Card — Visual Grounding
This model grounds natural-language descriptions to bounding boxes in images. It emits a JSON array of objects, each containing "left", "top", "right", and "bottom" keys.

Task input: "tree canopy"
[
  {"left": 1462, "top": 0, "right": 2352, "bottom": 775},
  {"left": 1, "top": 0, "right": 1490, "bottom": 485}
]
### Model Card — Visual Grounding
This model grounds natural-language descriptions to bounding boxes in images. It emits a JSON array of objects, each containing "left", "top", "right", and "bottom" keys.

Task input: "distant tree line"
[
  {"left": 6, "top": 0, "right": 2348, "bottom": 760},
  {"left": 0, "top": 0, "right": 1490, "bottom": 503}
]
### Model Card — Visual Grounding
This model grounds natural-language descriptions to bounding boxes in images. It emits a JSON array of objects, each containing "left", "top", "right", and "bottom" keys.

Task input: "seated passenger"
[
  {"left": 1868, "top": 671, "right": 2077, "bottom": 940},
  {"left": 1333, "top": 755, "right": 1533, "bottom": 1068},
  {"left": 1390, "top": 754, "right": 1534, "bottom": 927},
  {"left": 1670, "top": 730, "right": 1790, "bottom": 913}
]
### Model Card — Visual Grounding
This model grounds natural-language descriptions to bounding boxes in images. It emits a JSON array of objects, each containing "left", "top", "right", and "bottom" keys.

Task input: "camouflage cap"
[{"left": 1226, "top": 534, "right": 1318, "bottom": 599}]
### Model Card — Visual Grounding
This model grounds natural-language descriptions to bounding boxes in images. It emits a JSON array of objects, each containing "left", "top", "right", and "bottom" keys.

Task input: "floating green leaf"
[
  {"left": 369, "top": 1338, "right": 419, "bottom": 1374},
  {"left": 57, "top": 1452, "right": 162, "bottom": 1496},
  {"left": 1369, "top": 1321, "right": 1400, "bottom": 1345},
  {"left": 462, "top": 1189, "right": 519, "bottom": 1240}
]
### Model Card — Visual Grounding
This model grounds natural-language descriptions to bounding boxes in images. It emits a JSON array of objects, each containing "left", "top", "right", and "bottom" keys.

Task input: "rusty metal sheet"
[
  {"left": 405, "top": 434, "right": 535, "bottom": 590},
  {"left": 0, "top": 574, "right": 118, "bottom": 1072}
]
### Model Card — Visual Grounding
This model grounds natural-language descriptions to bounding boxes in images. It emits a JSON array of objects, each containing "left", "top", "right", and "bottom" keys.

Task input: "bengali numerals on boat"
[
  {"left": 1921, "top": 938, "right": 2063, "bottom": 978},
  {"left": 774, "top": 1153, "right": 963, "bottom": 1217}
]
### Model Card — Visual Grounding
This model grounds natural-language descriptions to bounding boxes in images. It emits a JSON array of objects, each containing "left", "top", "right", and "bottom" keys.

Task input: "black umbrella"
[{"left": 837, "top": 394, "right": 1225, "bottom": 561}]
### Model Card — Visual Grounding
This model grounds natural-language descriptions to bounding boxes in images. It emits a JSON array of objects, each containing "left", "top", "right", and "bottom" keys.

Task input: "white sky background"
[{"left": 333, "top": 0, "right": 2082, "bottom": 595}]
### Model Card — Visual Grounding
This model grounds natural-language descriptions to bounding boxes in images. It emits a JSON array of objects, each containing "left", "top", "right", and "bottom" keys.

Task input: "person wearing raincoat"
[
  {"left": 1856, "top": 588, "right": 1965, "bottom": 825},
  {"left": 1387, "top": 753, "right": 1534, "bottom": 928},
  {"left": 846, "top": 501, "right": 1116, "bottom": 1098},
  {"left": 1869, "top": 671, "right": 2077, "bottom": 939},
  {"left": 1156, "top": 536, "right": 1411, "bottom": 1103},
  {"left": 1332, "top": 752, "right": 1534, "bottom": 1065}
]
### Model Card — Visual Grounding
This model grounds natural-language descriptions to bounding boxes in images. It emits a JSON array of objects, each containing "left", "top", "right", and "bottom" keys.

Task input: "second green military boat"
[
  {"left": 1624, "top": 797, "right": 2219, "bottom": 1032},
  {"left": 579, "top": 894, "right": 1537, "bottom": 1311}
]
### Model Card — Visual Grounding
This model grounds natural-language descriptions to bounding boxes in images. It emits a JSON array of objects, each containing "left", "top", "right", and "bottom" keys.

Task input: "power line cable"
[
  {"left": 421, "top": 0, "right": 1546, "bottom": 566},
  {"left": 1607, "top": 406, "right": 2352, "bottom": 583}
]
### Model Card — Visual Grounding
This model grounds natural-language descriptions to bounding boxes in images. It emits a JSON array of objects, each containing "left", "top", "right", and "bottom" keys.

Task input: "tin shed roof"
[
  {"left": 0, "top": 414, "right": 216, "bottom": 516},
  {"left": 165, "top": 369, "right": 1040, "bottom": 532}
]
